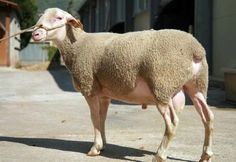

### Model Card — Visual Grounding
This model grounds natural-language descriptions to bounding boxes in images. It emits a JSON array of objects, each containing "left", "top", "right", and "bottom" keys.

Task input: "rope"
[
  {"left": 40, "top": 24, "right": 65, "bottom": 31},
  {"left": 0, "top": 23, "right": 66, "bottom": 42},
  {"left": 0, "top": 25, "right": 36, "bottom": 42}
]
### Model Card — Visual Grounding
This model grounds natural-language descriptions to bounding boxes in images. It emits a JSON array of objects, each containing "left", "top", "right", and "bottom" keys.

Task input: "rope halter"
[{"left": 0, "top": 23, "right": 66, "bottom": 42}]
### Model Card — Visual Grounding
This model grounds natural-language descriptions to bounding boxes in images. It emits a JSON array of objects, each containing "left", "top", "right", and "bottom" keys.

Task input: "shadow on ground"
[
  {"left": 0, "top": 136, "right": 151, "bottom": 162},
  {"left": 0, "top": 136, "right": 196, "bottom": 162},
  {"left": 48, "top": 69, "right": 76, "bottom": 92},
  {"left": 111, "top": 100, "right": 137, "bottom": 105},
  {"left": 47, "top": 56, "right": 76, "bottom": 92}
]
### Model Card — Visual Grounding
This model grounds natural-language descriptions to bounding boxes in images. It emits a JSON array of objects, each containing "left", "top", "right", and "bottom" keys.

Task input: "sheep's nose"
[
  {"left": 32, "top": 29, "right": 45, "bottom": 41},
  {"left": 32, "top": 30, "right": 41, "bottom": 38},
  {"left": 32, "top": 31, "right": 39, "bottom": 37},
  {"left": 32, "top": 29, "right": 42, "bottom": 36}
]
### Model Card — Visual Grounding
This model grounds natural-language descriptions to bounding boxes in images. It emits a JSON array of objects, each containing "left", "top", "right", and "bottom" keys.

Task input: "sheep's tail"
[
  {"left": 191, "top": 38, "right": 206, "bottom": 62},
  {"left": 191, "top": 37, "right": 209, "bottom": 98},
  {"left": 196, "top": 57, "right": 209, "bottom": 98}
]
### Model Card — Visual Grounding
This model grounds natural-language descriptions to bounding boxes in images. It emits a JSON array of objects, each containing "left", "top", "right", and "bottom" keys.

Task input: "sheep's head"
[{"left": 32, "top": 8, "right": 83, "bottom": 42}]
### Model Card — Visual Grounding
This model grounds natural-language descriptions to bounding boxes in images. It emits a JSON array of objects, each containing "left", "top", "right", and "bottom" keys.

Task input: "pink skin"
[
  {"left": 172, "top": 90, "right": 185, "bottom": 113},
  {"left": 100, "top": 76, "right": 185, "bottom": 112},
  {"left": 32, "top": 16, "right": 65, "bottom": 41},
  {"left": 32, "top": 28, "right": 47, "bottom": 41},
  {"left": 32, "top": 8, "right": 75, "bottom": 42}
]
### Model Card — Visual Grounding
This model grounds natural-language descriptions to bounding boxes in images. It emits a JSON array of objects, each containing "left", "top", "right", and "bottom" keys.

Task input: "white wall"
[
  {"left": 9, "top": 11, "right": 20, "bottom": 67},
  {"left": 212, "top": 0, "right": 236, "bottom": 79}
]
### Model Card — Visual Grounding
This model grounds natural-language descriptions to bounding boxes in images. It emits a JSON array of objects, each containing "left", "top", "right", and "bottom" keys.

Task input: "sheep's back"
[{"left": 97, "top": 29, "right": 207, "bottom": 100}]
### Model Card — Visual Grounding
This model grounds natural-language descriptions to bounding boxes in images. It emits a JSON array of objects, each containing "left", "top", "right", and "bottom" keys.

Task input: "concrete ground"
[{"left": 0, "top": 68, "right": 236, "bottom": 162}]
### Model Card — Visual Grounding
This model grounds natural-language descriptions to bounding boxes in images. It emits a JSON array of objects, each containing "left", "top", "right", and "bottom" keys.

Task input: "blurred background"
[{"left": 0, "top": 0, "right": 236, "bottom": 101}]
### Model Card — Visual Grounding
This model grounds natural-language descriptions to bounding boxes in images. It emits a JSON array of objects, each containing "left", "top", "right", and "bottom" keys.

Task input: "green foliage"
[
  {"left": 42, "top": 46, "right": 60, "bottom": 63},
  {"left": 12, "top": 0, "right": 38, "bottom": 49},
  {"left": 15, "top": 61, "right": 22, "bottom": 69}
]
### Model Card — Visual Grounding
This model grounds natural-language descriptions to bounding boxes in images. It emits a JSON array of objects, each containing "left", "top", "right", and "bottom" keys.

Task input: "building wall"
[
  {"left": 133, "top": 0, "right": 150, "bottom": 31},
  {"left": 194, "top": 0, "right": 212, "bottom": 74},
  {"left": 134, "top": 10, "right": 150, "bottom": 31},
  {"left": 109, "top": 0, "right": 125, "bottom": 29},
  {"left": 79, "top": 0, "right": 125, "bottom": 32},
  {"left": 20, "top": 42, "right": 49, "bottom": 65},
  {"left": 0, "top": 10, "right": 10, "bottom": 66},
  {"left": 212, "top": 0, "right": 236, "bottom": 79},
  {"left": 9, "top": 11, "right": 20, "bottom": 67},
  {"left": 0, "top": 8, "right": 20, "bottom": 67}
]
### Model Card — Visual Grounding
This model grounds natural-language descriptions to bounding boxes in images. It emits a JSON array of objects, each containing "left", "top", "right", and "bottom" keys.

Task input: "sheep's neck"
[{"left": 55, "top": 26, "right": 84, "bottom": 72}]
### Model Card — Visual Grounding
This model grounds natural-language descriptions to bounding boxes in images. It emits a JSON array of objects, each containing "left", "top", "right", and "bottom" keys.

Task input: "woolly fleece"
[{"left": 57, "top": 25, "right": 208, "bottom": 104}]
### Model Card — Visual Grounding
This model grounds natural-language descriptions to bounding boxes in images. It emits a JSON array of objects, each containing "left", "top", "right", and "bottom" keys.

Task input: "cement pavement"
[{"left": 0, "top": 68, "right": 236, "bottom": 162}]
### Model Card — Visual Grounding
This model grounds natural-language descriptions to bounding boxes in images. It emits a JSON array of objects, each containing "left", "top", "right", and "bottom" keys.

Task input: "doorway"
[
  {"left": 153, "top": 0, "right": 194, "bottom": 33},
  {"left": 109, "top": 22, "right": 125, "bottom": 34}
]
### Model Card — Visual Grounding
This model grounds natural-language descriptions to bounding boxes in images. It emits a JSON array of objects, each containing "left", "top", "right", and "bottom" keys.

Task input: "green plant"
[
  {"left": 12, "top": 0, "right": 38, "bottom": 49},
  {"left": 42, "top": 46, "right": 60, "bottom": 63},
  {"left": 15, "top": 61, "right": 22, "bottom": 69}
]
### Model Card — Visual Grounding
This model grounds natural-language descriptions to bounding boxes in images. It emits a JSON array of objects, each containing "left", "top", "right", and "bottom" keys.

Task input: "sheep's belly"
[{"left": 100, "top": 77, "right": 156, "bottom": 105}]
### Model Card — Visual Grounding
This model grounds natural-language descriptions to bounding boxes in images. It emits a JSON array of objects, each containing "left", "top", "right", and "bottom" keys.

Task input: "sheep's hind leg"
[
  {"left": 193, "top": 93, "right": 214, "bottom": 162},
  {"left": 153, "top": 100, "right": 179, "bottom": 162},
  {"left": 185, "top": 86, "right": 214, "bottom": 162},
  {"left": 99, "top": 96, "right": 110, "bottom": 150},
  {"left": 85, "top": 96, "right": 104, "bottom": 156}
]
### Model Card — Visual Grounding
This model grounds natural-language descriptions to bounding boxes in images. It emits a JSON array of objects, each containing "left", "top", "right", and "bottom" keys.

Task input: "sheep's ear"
[{"left": 67, "top": 17, "right": 83, "bottom": 30}]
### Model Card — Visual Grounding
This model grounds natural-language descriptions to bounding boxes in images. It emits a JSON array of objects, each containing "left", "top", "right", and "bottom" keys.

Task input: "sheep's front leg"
[
  {"left": 99, "top": 97, "right": 110, "bottom": 149},
  {"left": 153, "top": 101, "right": 179, "bottom": 162},
  {"left": 85, "top": 96, "right": 104, "bottom": 156}
]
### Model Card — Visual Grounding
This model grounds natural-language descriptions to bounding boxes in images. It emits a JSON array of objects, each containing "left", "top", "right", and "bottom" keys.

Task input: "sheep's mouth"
[
  {"left": 32, "top": 29, "right": 47, "bottom": 42},
  {"left": 32, "top": 34, "right": 44, "bottom": 41}
]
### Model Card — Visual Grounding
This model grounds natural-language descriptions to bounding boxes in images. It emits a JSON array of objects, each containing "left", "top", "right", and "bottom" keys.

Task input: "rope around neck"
[{"left": 0, "top": 23, "right": 66, "bottom": 42}]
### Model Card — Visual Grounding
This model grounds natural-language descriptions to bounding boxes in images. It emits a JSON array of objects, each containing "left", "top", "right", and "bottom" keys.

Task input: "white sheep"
[{"left": 32, "top": 8, "right": 214, "bottom": 162}]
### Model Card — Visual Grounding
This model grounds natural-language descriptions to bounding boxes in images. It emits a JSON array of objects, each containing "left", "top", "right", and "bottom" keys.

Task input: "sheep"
[{"left": 32, "top": 8, "right": 214, "bottom": 162}]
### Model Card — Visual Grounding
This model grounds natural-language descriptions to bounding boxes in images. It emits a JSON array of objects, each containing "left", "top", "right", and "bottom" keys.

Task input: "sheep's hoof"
[
  {"left": 199, "top": 152, "right": 213, "bottom": 162},
  {"left": 199, "top": 158, "right": 212, "bottom": 162},
  {"left": 87, "top": 146, "right": 101, "bottom": 156},
  {"left": 152, "top": 155, "right": 166, "bottom": 162},
  {"left": 199, "top": 156, "right": 212, "bottom": 162}
]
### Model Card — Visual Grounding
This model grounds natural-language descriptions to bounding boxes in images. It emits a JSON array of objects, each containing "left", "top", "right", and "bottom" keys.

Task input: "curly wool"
[{"left": 58, "top": 26, "right": 208, "bottom": 104}]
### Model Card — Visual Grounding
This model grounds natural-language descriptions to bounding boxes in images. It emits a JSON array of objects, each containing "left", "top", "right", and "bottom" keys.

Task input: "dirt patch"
[
  {"left": 19, "top": 62, "right": 51, "bottom": 71},
  {"left": 18, "top": 62, "right": 66, "bottom": 71}
]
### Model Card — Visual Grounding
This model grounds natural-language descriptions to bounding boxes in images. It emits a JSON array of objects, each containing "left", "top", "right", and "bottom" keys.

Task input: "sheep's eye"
[{"left": 56, "top": 16, "right": 63, "bottom": 20}]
